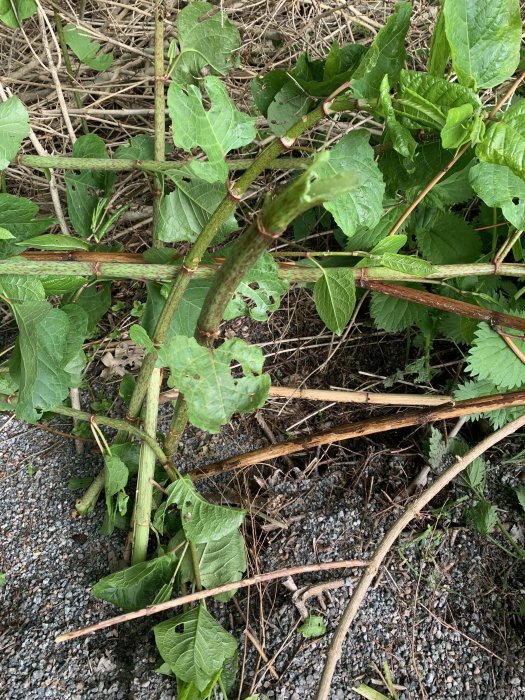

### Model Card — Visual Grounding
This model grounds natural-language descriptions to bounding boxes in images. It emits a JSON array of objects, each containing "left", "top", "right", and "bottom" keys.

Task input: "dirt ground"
[{"left": 1, "top": 1, "right": 525, "bottom": 699}]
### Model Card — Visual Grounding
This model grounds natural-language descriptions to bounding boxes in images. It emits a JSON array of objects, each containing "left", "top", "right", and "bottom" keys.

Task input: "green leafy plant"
[{"left": 2, "top": 0, "right": 525, "bottom": 696}]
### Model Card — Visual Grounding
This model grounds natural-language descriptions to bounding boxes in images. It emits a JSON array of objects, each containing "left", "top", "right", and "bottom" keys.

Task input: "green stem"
[
  {"left": 152, "top": 1, "right": 165, "bottom": 242},
  {"left": 17, "top": 155, "right": 311, "bottom": 173},
  {"left": 131, "top": 367, "right": 162, "bottom": 564},
  {"left": 5, "top": 259, "right": 525, "bottom": 283},
  {"left": 53, "top": 10, "right": 89, "bottom": 135}
]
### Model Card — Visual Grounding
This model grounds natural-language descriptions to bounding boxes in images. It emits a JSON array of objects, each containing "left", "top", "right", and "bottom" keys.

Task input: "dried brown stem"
[
  {"left": 55, "top": 559, "right": 367, "bottom": 643},
  {"left": 188, "top": 390, "right": 525, "bottom": 480},
  {"left": 314, "top": 412, "right": 525, "bottom": 699},
  {"left": 358, "top": 279, "right": 525, "bottom": 334},
  {"left": 159, "top": 385, "right": 452, "bottom": 407}
]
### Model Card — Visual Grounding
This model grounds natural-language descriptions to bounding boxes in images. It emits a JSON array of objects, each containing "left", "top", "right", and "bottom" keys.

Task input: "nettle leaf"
[
  {"left": 17, "top": 234, "right": 90, "bottom": 251},
  {"left": 414, "top": 210, "right": 481, "bottom": 264},
  {"left": 65, "top": 134, "right": 115, "bottom": 237},
  {"left": 379, "top": 75, "right": 417, "bottom": 159},
  {"left": 299, "top": 615, "right": 327, "bottom": 639},
  {"left": 425, "top": 161, "right": 475, "bottom": 209},
  {"left": 317, "top": 130, "right": 385, "bottom": 238},
  {"left": 224, "top": 252, "right": 289, "bottom": 322},
  {"left": 470, "top": 162, "right": 525, "bottom": 229},
  {"left": 396, "top": 70, "right": 481, "bottom": 131},
  {"left": 427, "top": 426, "right": 447, "bottom": 470},
  {"left": 154, "top": 606, "right": 237, "bottom": 691},
  {"left": 428, "top": 4, "right": 449, "bottom": 77},
  {"left": 454, "top": 378, "right": 525, "bottom": 429},
  {"left": 0, "top": 0, "right": 36, "bottom": 28},
  {"left": 103, "top": 453, "right": 129, "bottom": 531},
  {"left": 0, "top": 194, "right": 54, "bottom": 256},
  {"left": 93, "top": 553, "right": 177, "bottom": 612},
  {"left": 370, "top": 286, "right": 431, "bottom": 332},
  {"left": 459, "top": 456, "right": 487, "bottom": 492},
  {"left": 354, "top": 233, "right": 407, "bottom": 265},
  {"left": 444, "top": 0, "right": 521, "bottom": 90},
  {"left": 159, "top": 174, "right": 238, "bottom": 243},
  {"left": 165, "top": 477, "right": 245, "bottom": 544},
  {"left": 467, "top": 321, "right": 525, "bottom": 391},
  {"left": 0, "top": 277, "right": 87, "bottom": 422},
  {"left": 351, "top": 2, "right": 412, "bottom": 99},
  {"left": 168, "top": 76, "right": 256, "bottom": 183},
  {"left": 0, "top": 96, "right": 29, "bottom": 170},
  {"left": 477, "top": 101, "right": 525, "bottom": 180},
  {"left": 467, "top": 500, "right": 498, "bottom": 536},
  {"left": 169, "top": 1, "right": 241, "bottom": 86},
  {"left": 157, "top": 336, "right": 270, "bottom": 433},
  {"left": 313, "top": 268, "right": 356, "bottom": 336},
  {"left": 63, "top": 24, "right": 113, "bottom": 71}
]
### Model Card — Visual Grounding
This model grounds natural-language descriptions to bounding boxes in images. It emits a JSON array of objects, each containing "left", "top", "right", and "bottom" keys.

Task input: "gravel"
[{"left": 1, "top": 414, "right": 524, "bottom": 699}]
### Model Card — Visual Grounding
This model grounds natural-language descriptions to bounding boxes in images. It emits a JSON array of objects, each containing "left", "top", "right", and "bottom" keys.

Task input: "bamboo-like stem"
[
  {"left": 16, "top": 155, "right": 311, "bottom": 173},
  {"left": 357, "top": 279, "right": 525, "bottom": 333},
  {"left": 160, "top": 385, "right": 453, "bottom": 407},
  {"left": 165, "top": 156, "right": 361, "bottom": 458},
  {"left": 131, "top": 368, "right": 162, "bottom": 565},
  {"left": 55, "top": 558, "right": 367, "bottom": 642},
  {"left": 152, "top": 1, "right": 165, "bottom": 241},
  {"left": 314, "top": 412, "right": 525, "bottom": 700},
  {"left": 186, "top": 389, "right": 525, "bottom": 480},
  {"left": 6, "top": 257, "right": 525, "bottom": 285}
]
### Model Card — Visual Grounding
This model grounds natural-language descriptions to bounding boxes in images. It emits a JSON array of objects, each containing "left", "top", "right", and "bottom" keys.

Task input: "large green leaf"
[
  {"left": 63, "top": 24, "right": 113, "bottom": 71},
  {"left": 351, "top": 2, "right": 412, "bottom": 99},
  {"left": 154, "top": 606, "right": 237, "bottom": 691},
  {"left": 266, "top": 82, "right": 315, "bottom": 137},
  {"left": 470, "top": 162, "right": 525, "bottom": 229},
  {"left": 313, "top": 268, "right": 356, "bottom": 336},
  {"left": 114, "top": 134, "right": 155, "bottom": 160},
  {"left": 316, "top": 130, "right": 385, "bottom": 238},
  {"left": 156, "top": 337, "right": 270, "bottom": 433},
  {"left": 0, "top": 194, "right": 54, "bottom": 257},
  {"left": 396, "top": 69, "right": 481, "bottom": 131},
  {"left": 476, "top": 100, "right": 525, "bottom": 179},
  {"left": 65, "top": 135, "right": 115, "bottom": 237},
  {"left": 414, "top": 210, "right": 481, "bottom": 264},
  {"left": 224, "top": 252, "right": 289, "bottom": 322},
  {"left": 68, "top": 282, "right": 111, "bottom": 335},
  {"left": 0, "top": 96, "right": 29, "bottom": 170},
  {"left": 0, "top": 277, "right": 86, "bottom": 422},
  {"left": 443, "top": 0, "right": 521, "bottom": 89},
  {"left": 0, "top": 0, "right": 36, "bottom": 28},
  {"left": 467, "top": 321, "right": 525, "bottom": 390},
  {"left": 169, "top": 1, "right": 241, "bottom": 86},
  {"left": 165, "top": 477, "right": 245, "bottom": 543},
  {"left": 158, "top": 174, "right": 238, "bottom": 243},
  {"left": 93, "top": 553, "right": 177, "bottom": 612},
  {"left": 168, "top": 77, "right": 256, "bottom": 183}
]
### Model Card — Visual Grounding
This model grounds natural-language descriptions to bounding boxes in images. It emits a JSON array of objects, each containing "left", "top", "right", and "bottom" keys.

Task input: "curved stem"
[{"left": 314, "top": 412, "right": 525, "bottom": 699}]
